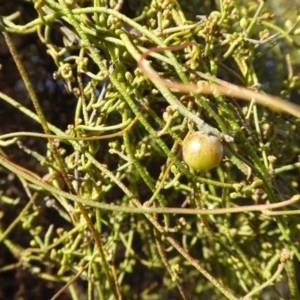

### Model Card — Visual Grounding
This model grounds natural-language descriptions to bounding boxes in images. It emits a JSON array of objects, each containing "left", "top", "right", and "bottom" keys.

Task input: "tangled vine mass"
[{"left": 1, "top": 1, "right": 300, "bottom": 299}]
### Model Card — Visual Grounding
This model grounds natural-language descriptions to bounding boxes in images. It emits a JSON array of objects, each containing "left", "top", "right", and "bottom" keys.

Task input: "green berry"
[{"left": 182, "top": 132, "right": 223, "bottom": 171}]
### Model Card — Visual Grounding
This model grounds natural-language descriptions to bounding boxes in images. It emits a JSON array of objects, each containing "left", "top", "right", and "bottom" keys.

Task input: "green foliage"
[{"left": 1, "top": 0, "right": 300, "bottom": 299}]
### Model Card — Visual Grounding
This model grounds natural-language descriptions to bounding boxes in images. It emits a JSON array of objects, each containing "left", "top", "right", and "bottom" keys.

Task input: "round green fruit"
[{"left": 182, "top": 132, "right": 223, "bottom": 171}]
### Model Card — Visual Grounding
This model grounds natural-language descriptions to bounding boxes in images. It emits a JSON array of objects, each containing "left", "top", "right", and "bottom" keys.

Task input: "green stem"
[{"left": 1, "top": 153, "right": 299, "bottom": 216}]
